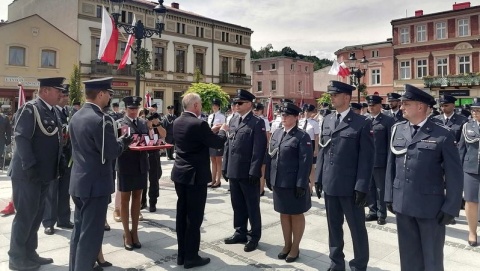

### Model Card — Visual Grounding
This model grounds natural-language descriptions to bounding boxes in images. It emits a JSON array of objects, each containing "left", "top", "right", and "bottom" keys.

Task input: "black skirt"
[
  {"left": 209, "top": 147, "right": 224, "bottom": 157},
  {"left": 464, "top": 172, "right": 480, "bottom": 203},
  {"left": 273, "top": 186, "right": 311, "bottom": 215},
  {"left": 118, "top": 173, "right": 148, "bottom": 192}
]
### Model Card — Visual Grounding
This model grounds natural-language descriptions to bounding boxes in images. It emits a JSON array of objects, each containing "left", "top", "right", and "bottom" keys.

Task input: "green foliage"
[
  {"left": 69, "top": 64, "right": 83, "bottom": 105},
  {"left": 316, "top": 93, "right": 331, "bottom": 107},
  {"left": 184, "top": 83, "right": 230, "bottom": 113},
  {"left": 136, "top": 47, "right": 152, "bottom": 78},
  {"left": 358, "top": 83, "right": 368, "bottom": 97},
  {"left": 193, "top": 67, "right": 203, "bottom": 83}
]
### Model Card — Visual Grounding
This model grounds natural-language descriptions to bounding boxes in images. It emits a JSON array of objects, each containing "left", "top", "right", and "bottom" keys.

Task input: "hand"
[
  {"left": 295, "top": 187, "right": 306, "bottom": 198},
  {"left": 211, "top": 123, "right": 222, "bottom": 133},
  {"left": 436, "top": 211, "right": 455, "bottom": 225},
  {"left": 315, "top": 183, "right": 323, "bottom": 199},
  {"left": 221, "top": 123, "right": 229, "bottom": 132},
  {"left": 26, "top": 167, "right": 41, "bottom": 183},
  {"left": 249, "top": 175, "right": 260, "bottom": 185},
  {"left": 386, "top": 202, "right": 395, "bottom": 214},
  {"left": 266, "top": 180, "right": 272, "bottom": 191},
  {"left": 120, "top": 134, "right": 134, "bottom": 146},
  {"left": 354, "top": 191, "right": 367, "bottom": 208},
  {"left": 222, "top": 170, "right": 229, "bottom": 182}
]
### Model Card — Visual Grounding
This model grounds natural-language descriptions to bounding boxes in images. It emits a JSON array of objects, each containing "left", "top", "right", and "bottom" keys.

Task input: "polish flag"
[
  {"left": 17, "top": 82, "right": 26, "bottom": 109},
  {"left": 145, "top": 92, "right": 151, "bottom": 108},
  {"left": 118, "top": 15, "right": 136, "bottom": 70},
  {"left": 338, "top": 62, "right": 350, "bottom": 78},
  {"left": 328, "top": 61, "right": 340, "bottom": 75},
  {"left": 98, "top": 6, "right": 119, "bottom": 64},
  {"left": 266, "top": 97, "right": 274, "bottom": 122}
]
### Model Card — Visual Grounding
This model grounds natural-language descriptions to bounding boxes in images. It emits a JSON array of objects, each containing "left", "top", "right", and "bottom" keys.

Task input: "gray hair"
[{"left": 182, "top": 93, "right": 201, "bottom": 110}]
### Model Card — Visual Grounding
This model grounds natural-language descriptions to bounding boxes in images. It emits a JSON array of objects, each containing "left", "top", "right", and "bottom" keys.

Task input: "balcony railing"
[
  {"left": 423, "top": 73, "right": 480, "bottom": 87},
  {"left": 219, "top": 73, "right": 251, "bottom": 86},
  {"left": 90, "top": 60, "right": 135, "bottom": 76}
]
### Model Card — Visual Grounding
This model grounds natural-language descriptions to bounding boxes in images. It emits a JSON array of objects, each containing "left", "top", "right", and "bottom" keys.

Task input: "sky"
[{"left": 1, "top": 0, "right": 478, "bottom": 59}]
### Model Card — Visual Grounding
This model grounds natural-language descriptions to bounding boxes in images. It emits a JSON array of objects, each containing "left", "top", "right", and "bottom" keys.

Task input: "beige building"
[
  {"left": 0, "top": 14, "right": 80, "bottom": 113},
  {"left": 313, "top": 65, "right": 337, "bottom": 98},
  {"left": 8, "top": 0, "right": 253, "bottom": 113}
]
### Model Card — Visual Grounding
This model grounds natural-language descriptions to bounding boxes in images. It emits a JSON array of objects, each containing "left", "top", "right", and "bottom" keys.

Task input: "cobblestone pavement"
[{"left": 0, "top": 157, "right": 479, "bottom": 270}]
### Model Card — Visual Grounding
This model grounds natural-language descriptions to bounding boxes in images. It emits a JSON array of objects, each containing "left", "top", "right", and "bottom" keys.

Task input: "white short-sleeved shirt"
[
  {"left": 299, "top": 118, "right": 320, "bottom": 140},
  {"left": 270, "top": 115, "right": 282, "bottom": 132},
  {"left": 207, "top": 111, "right": 226, "bottom": 127},
  {"left": 260, "top": 115, "right": 271, "bottom": 132}
]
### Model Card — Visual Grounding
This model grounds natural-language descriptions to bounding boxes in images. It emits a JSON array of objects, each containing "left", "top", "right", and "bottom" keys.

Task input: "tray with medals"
[{"left": 128, "top": 134, "right": 174, "bottom": 151}]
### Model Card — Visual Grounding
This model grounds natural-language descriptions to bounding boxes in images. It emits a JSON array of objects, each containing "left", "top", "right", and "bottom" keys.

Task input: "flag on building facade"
[
  {"left": 145, "top": 92, "right": 151, "bottom": 107},
  {"left": 118, "top": 15, "right": 136, "bottom": 70},
  {"left": 328, "top": 61, "right": 350, "bottom": 79},
  {"left": 98, "top": 6, "right": 119, "bottom": 64},
  {"left": 266, "top": 97, "right": 274, "bottom": 122},
  {"left": 17, "top": 83, "right": 25, "bottom": 109}
]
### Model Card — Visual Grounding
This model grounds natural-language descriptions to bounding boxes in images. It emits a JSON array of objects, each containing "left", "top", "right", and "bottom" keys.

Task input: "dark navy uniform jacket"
[
  {"left": 9, "top": 98, "right": 62, "bottom": 181},
  {"left": 266, "top": 126, "right": 312, "bottom": 189},
  {"left": 163, "top": 114, "right": 177, "bottom": 144},
  {"left": 385, "top": 119, "right": 463, "bottom": 218},
  {"left": 384, "top": 110, "right": 404, "bottom": 122},
  {"left": 116, "top": 116, "right": 149, "bottom": 175},
  {"left": 69, "top": 103, "right": 125, "bottom": 198},
  {"left": 370, "top": 113, "right": 395, "bottom": 168},
  {"left": 433, "top": 113, "right": 468, "bottom": 142},
  {"left": 459, "top": 120, "right": 480, "bottom": 174},
  {"left": 315, "top": 110, "right": 374, "bottom": 196},
  {"left": 223, "top": 111, "right": 267, "bottom": 179}
]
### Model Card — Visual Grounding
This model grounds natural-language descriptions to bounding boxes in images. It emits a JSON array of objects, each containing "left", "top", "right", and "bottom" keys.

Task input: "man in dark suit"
[
  {"left": 171, "top": 93, "right": 227, "bottom": 269},
  {"left": 385, "top": 84, "right": 463, "bottom": 271},
  {"left": 163, "top": 105, "right": 177, "bottom": 160},
  {"left": 68, "top": 77, "right": 132, "bottom": 271},
  {"left": 222, "top": 89, "right": 267, "bottom": 252},
  {"left": 384, "top": 92, "right": 405, "bottom": 122},
  {"left": 43, "top": 84, "right": 74, "bottom": 235},
  {"left": 0, "top": 110, "right": 11, "bottom": 161},
  {"left": 364, "top": 95, "right": 395, "bottom": 225},
  {"left": 315, "top": 80, "right": 374, "bottom": 271},
  {"left": 433, "top": 94, "right": 467, "bottom": 143},
  {"left": 8, "top": 77, "right": 65, "bottom": 270}
]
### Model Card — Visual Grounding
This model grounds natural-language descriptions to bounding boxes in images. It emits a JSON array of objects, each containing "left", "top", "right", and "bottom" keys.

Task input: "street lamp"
[
  {"left": 109, "top": 0, "right": 167, "bottom": 97},
  {"left": 347, "top": 52, "right": 369, "bottom": 102}
]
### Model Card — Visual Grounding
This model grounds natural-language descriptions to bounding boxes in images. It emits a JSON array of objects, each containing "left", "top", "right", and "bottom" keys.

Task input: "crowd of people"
[{"left": 0, "top": 76, "right": 478, "bottom": 271}]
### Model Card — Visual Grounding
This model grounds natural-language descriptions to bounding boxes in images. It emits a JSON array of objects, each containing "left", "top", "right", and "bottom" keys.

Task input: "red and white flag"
[
  {"left": 338, "top": 62, "right": 350, "bottom": 78},
  {"left": 145, "top": 92, "right": 151, "bottom": 108},
  {"left": 118, "top": 15, "right": 136, "bottom": 70},
  {"left": 98, "top": 6, "right": 119, "bottom": 64},
  {"left": 328, "top": 61, "right": 340, "bottom": 75},
  {"left": 266, "top": 97, "right": 274, "bottom": 122},
  {"left": 17, "top": 83, "right": 25, "bottom": 109}
]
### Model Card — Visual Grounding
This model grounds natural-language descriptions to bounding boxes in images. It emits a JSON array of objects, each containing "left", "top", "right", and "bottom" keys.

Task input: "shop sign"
[{"left": 4, "top": 76, "right": 40, "bottom": 87}]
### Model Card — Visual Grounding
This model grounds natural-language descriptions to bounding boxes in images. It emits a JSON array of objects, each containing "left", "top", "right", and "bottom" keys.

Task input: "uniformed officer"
[
  {"left": 384, "top": 93, "right": 404, "bottom": 122},
  {"left": 207, "top": 98, "right": 226, "bottom": 188},
  {"left": 163, "top": 105, "right": 177, "bottom": 160},
  {"left": 298, "top": 104, "right": 320, "bottom": 192},
  {"left": 350, "top": 102, "right": 362, "bottom": 114},
  {"left": 43, "top": 84, "right": 74, "bottom": 235},
  {"left": 361, "top": 103, "right": 370, "bottom": 117},
  {"left": 265, "top": 102, "right": 312, "bottom": 263},
  {"left": 68, "top": 77, "right": 132, "bottom": 270},
  {"left": 71, "top": 101, "right": 81, "bottom": 114},
  {"left": 109, "top": 102, "right": 124, "bottom": 120},
  {"left": 271, "top": 99, "right": 293, "bottom": 132},
  {"left": 8, "top": 77, "right": 65, "bottom": 270},
  {"left": 364, "top": 95, "right": 395, "bottom": 225},
  {"left": 385, "top": 84, "right": 463, "bottom": 271},
  {"left": 222, "top": 89, "right": 267, "bottom": 252},
  {"left": 226, "top": 100, "right": 236, "bottom": 125},
  {"left": 252, "top": 102, "right": 271, "bottom": 196},
  {"left": 433, "top": 95, "right": 467, "bottom": 142},
  {"left": 315, "top": 80, "right": 374, "bottom": 271}
]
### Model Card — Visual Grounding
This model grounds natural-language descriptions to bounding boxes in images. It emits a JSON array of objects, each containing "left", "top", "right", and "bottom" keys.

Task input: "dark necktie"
[
  {"left": 412, "top": 125, "right": 420, "bottom": 137},
  {"left": 62, "top": 108, "right": 67, "bottom": 117},
  {"left": 334, "top": 114, "right": 341, "bottom": 128},
  {"left": 133, "top": 119, "right": 137, "bottom": 126},
  {"left": 210, "top": 113, "right": 216, "bottom": 127},
  {"left": 444, "top": 118, "right": 449, "bottom": 125},
  {"left": 304, "top": 119, "right": 308, "bottom": 130},
  {"left": 280, "top": 131, "right": 287, "bottom": 141},
  {"left": 238, "top": 117, "right": 243, "bottom": 126}
]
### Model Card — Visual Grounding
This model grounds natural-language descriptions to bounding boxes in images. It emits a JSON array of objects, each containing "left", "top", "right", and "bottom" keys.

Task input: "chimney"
[
  {"left": 453, "top": 2, "right": 471, "bottom": 10},
  {"left": 171, "top": 2, "right": 179, "bottom": 9},
  {"left": 415, "top": 10, "right": 423, "bottom": 16}
]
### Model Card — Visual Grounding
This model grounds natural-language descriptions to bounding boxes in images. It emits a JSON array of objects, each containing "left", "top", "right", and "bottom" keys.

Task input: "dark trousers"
[
  {"left": 324, "top": 194, "right": 369, "bottom": 271},
  {"left": 9, "top": 178, "right": 51, "bottom": 261},
  {"left": 69, "top": 196, "right": 109, "bottom": 271},
  {"left": 43, "top": 168, "right": 72, "bottom": 227},
  {"left": 229, "top": 179, "right": 261, "bottom": 242},
  {"left": 396, "top": 212, "right": 445, "bottom": 271},
  {"left": 166, "top": 145, "right": 175, "bottom": 159},
  {"left": 367, "top": 167, "right": 387, "bottom": 219},
  {"left": 142, "top": 151, "right": 162, "bottom": 206},
  {"left": 174, "top": 182, "right": 207, "bottom": 260}
]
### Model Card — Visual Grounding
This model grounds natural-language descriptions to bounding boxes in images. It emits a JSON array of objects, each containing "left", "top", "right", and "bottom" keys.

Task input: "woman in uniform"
[
  {"left": 266, "top": 102, "right": 313, "bottom": 262},
  {"left": 207, "top": 99, "right": 226, "bottom": 188}
]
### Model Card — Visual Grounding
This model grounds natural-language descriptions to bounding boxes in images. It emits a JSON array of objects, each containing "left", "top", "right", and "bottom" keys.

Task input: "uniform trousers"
[
  {"left": 9, "top": 177, "right": 51, "bottom": 262},
  {"left": 174, "top": 182, "right": 207, "bottom": 260},
  {"left": 69, "top": 196, "right": 109, "bottom": 271},
  {"left": 229, "top": 179, "right": 262, "bottom": 242},
  {"left": 367, "top": 167, "right": 387, "bottom": 219},
  {"left": 142, "top": 151, "right": 162, "bottom": 206},
  {"left": 324, "top": 194, "right": 369, "bottom": 271},
  {"left": 43, "top": 168, "right": 72, "bottom": 227},
  {"left": 396, "top": 212, "right": 445, "bottom": 271}
]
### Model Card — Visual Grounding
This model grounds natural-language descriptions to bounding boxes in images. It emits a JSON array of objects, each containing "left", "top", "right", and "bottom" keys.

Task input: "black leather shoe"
[
  {"left": 285, "top": 252, "right": 299, "bottom": 263},
  {"left": 449, "top": 218, "right": 457, "bottom": 225},
  {"left": 9, "top": 259, "right": 40, "bottom": 270},
  {"left": 365, "top": 214, "right": 378, "bottom": 222},
  {"left": 184, "top": 256, "right": 210, "bottom": 269},
  {"left": 277, "top": 251, "right": 290, "bottom": 259},
  {"left": 149, "top": 205, "right": 156, "bottom": 212},
  {"left": 44, "top": 227, "right": 55, "bottom": 235},
  {"left": 244, "top": 241, "right": 258, "bottom": 252},
  {"left": 57, "top": 222, "right": 74, "bottom": 229},
  {"left": 30, "top": 254, "right": 53, "bottom": 265},
  {"left": 224, "top": 235, "right": 247, "bottom": 244},
  {"left": 177, "top": 255, "right": 184, "bottom": 265},
  {"left": 377, "top": 218, "right": 386, "bottom": 225}
]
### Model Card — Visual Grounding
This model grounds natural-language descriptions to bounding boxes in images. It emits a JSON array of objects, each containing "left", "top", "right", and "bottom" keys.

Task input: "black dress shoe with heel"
[
  {"left": 285, "top": 251, "right": 299, "bottom": 263},
  {"left": 123, "top": 234, "right": 134, "bottom": 251},
  {"left": 96, "top": 259, "right": 113, "bottom": 267},
  {"left": 184, "top": 256, "right": 210, "bottom": 269},
  {"left": 277, "top": 251, "right": 290, "bottom": 259},
  {"left": 468, "top": 239, "right": 478, "bottom": 247}
]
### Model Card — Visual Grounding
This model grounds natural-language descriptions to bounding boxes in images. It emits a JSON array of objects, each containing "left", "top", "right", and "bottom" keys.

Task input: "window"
[
  {"left": 195, "top": 52, "right": 204, "bottom": 74},
  {"left": 127, "top": 12, "right": 133, "bottom": 24},
  {"left": 436, "top": 22, "right": 446, "bottom": 39},
  {"left": 416, "top": 25, "right": 426, "bottom": 42},
  {"left": 235, "top": 58, "right": 243, "bottom": 73},
  {"left": 257, "top": 64, "right": 262, "bottom": 71},
  {"left": 271, "top": 80, "right": 276, "bottom": 91},
  {"left": 94, "top": 38, "right": 100, "bottom": 60},
  {"left": 400, "top": 27, "right": 409, "bottom": 44},
  {"left": 257, "top": 81, "right": 262, "bottom": 92},
  {"left": 176, "top": 23, "right": 185, "bottom": 34},
  {"left": 121, "top": 11, "right": 126, "bottom": 23},
  {"left": 41, "top": 50, "right": 56, "bottom": 68},
  {"left": 96, "top": 5, "right": 102, "bottom": 18},
  {"left": 298, "top": 81, "right": 303, "bottom": 92},
  {"left": 221, "top": 32, "right": 229, "bottom": 42},
  {"left": 371, "top": 50, "right": 379, "bottom": 58},
  {"left": 436, "top": 57, "right": 448, "bottom": 76},
  {"left": 175, "top": 50, "right": 186, "bottom": 73},
  {"left": 270, "top": 63, "right": 276, "bottom": 70},
  {"left": 290, "top": 64, "right": 294, "bottom": 71},
  {"left": 235, "top": 34, "right": 242, "bottom": 45},
  {"left": 459, "top": 55, "right": 471, "bottom": 74},
  {"left": 399, "top": 61, "right": 411, "bottom": 79},
  {"left": 371, "top": 69, "right": 380, "bottom": 85},
  {"left": 416, "top": 59, "right": 427, "bottom": 78},
  {"left": 154, "top": 47, "right": 164, "bottom": 71},
  {"left": 305, "top": 66, "right": 308, "bottom": 72},
  {"left": 8, "top": 46, "right": 25, "bottom": 66},
  {"left": 221, "top": 57, "right": 229, "bottom": 74},
  {"left": 196, "top": 27, "right": 204, "bottom": 38},
  {"left": 458, "top": 19, "right": 469, "bottom": 37}
]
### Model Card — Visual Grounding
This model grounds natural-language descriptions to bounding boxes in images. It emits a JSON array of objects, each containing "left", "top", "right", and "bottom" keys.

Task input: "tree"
[
  {"left": 184, "top": 83, "right": 230, "bottom": 113},
  {"left": 69, "top": 64, "right": 83, "bottom": 105},
  {"left": 193, "top": 67, "right": 203, "bottom": 83},
  {"left": 281, "top": 46, "right": 298, "bottom": 58},
  {"left": 316, "top": 93, "right": 331, "bottom": 108},
  {"left": 136, "top": 47, "right": 152, "bottom": 78}
]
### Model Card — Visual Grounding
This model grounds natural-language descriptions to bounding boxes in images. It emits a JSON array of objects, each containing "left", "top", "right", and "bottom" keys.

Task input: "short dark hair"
[{"left": 85, "top": 89, "right": 103, "bottom": 100}]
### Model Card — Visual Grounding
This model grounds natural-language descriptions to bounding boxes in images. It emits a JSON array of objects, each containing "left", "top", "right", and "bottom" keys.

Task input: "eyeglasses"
[{"left": 233, "top": 101, "right": 246, "bottom": 106}]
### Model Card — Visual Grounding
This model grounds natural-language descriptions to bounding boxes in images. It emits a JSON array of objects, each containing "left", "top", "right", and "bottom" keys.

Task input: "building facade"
[
  {"left": 313, "top": 65, "right": 337, "bottom": 100},
  {"left": 8, "top": 0, "right": 253, "bottom": 113},
  {"left": 251, "top": 57, "right": 315, "bottom": 106}
]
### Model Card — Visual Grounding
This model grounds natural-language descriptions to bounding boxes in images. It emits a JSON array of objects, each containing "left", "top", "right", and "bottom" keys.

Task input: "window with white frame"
[
  {"left": 436, "top": 22, "right": 446, "bottom": 39},
  {"left": 371, "top": 69, "right": 381, "bottom": 85},
  {"left": 458, "top": 19, "right": 469, "bottom": 37},
  {"left": 257, "top": 81, "right": 262, "bottom": 92},
  {"left": 416, "top": 25, "right": 427, "bottom": 42},
  {"left": 399, "top": 61, "right": 411, "bottom": 79},
  {"left": 400, "top": 27, "right": 409, "bottom": 44},
  {"left": 41, "top": 50, "right": 56, "bottom": 68},
  {"left": 459, "top": 55, "right": 471, "bottom": 74},
  {"left": 436, "top": 57, "right": 448, "bottom": 76},
  {"left": 9, "top": 46, "right": 25, "bottom": 66},
  {"left": 371, "top": 50, "right": 379, "bottom": 58},
  {"left": 271, "top": 80, "right": 276, "bottom": 91},
  {"left": 416, "top": 59, "right": 427, "bottom": 78}
]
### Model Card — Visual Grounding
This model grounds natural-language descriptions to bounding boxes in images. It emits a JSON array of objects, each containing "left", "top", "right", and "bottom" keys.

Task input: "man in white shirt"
[{"left": 253, "top": 103, "right": 271, "bottom": 196}]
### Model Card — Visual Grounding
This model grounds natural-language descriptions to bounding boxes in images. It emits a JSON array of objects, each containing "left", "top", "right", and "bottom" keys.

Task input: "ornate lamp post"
[
  {"left": 109, "top": 0, "right": 167, "bottom": 97},
  {"left": 347, "top": 52, "right": 369, "bottom": 102}
]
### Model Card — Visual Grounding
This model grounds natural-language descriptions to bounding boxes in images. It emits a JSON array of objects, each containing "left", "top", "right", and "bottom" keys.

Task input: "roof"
[
  {"left": 335, "top": 40, "right": 392, "bottom": 55},
  {"left": 391, "top": 4, "right": 480, "bottom": 24},
  {"left": 250, "top": 56, "right": 315, "bottom": 63}
]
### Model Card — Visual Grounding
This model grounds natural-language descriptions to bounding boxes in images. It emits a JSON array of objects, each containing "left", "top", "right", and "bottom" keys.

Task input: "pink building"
[{"left": 250, "top": 57, "right": 315, "bottom": 106}]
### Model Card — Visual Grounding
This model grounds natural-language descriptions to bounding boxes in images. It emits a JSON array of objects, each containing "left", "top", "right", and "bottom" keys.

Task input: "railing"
[
  {"left": 89, "top": 60, "right": 135, "bottom": 76},
  {"left": 423, "top": 74, "right": 480, "bottom": 87},
  {"left": 219, "top": 73, "right": 251, "bottom": 86}
]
